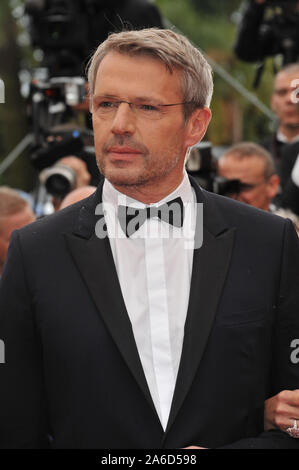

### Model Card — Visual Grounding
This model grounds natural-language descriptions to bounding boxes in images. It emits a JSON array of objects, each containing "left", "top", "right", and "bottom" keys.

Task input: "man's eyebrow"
[
  {"left": 93, "top": 94, "right": 162, "bottom": 104},
  {"left": 133, "top": 96, "right": 162, "bottom": 104},
  {"left": 93, "top": 94, "right": 119, "bottom": 101}
]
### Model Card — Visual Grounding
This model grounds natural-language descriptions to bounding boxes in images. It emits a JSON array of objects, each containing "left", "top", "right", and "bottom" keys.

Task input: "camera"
[
  {"left": 235, "top": 0, "right": 299, "bottom": 87},
  {"left": 39, "top": 162, "right": 77, "bottom": 198},
  {"left": 23, "top": 0, "right": 104, "bottom": 211},
  {"left": 262, "top": 0, "right": 299, "bottom": 63},
  {"left": 25, "top": 0, "right": 100, "bottom": 77},
  {"left": 252, "top": 0, "right": 299, "bottom": 65},
  {"left": 186, "top": 142, "right": 252, "bottom": 197}
]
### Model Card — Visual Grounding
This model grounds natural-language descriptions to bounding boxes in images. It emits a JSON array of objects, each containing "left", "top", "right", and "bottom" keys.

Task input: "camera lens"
[
  {"left": 45, "top": 173, "right": 72, "bottom": 197},
  {"left": 39, "top": 163, "right": 77, "bottom": 198}
]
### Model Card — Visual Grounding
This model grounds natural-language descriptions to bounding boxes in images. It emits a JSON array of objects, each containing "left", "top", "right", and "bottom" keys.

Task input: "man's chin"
[{"left": 102, "top": 168, "right": 148, "bottom": 188}]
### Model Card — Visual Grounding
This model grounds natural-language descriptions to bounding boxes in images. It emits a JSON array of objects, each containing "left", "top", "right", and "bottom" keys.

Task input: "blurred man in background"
[
  {"left": 40, "top": 155, "right": 92, "bottom": 211},
  {"left": 217, "top": 142, "right": 280, "bottom": 211},
  {"left": 0, "top": 187, "right": 35, "bottom": 275},
  {"left": 267, "top": 64, "right": 299, "bottom": 155},
  {"left": 234, "top": 0, "right": 299, "bottom": 215},
  {"left": 217, "top": 142, "right": 299, "bottom": 233},
  {"left": 263, "top": 64, "right": 299, "bottom": 216}
]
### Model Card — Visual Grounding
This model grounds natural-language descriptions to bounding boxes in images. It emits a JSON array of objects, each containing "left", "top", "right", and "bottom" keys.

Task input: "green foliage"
[
  {"left": 0, "top": 0, "right": 36, "bottom": 191},
  {"left": 156, "top": 0, "right": 276, "bottom": 146}
]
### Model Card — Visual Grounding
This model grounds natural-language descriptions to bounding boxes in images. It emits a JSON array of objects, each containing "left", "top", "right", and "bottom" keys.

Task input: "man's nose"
[{"left": 111, "top": 102, "right": 136, "bottom": 135}]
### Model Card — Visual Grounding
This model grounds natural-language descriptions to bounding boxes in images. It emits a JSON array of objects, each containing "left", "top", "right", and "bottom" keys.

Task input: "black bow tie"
[{"left": 118, "top": 196, "right": 184, "bottom": 237}]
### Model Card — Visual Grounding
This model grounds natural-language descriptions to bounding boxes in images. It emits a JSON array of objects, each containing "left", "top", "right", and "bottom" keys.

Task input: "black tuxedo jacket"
[
  {"left": 262, "top": 136, "right": 299, "bottom": 216},
  {"left": 0, "top": 177, "right": 299, "bottom": 449},
  {"left": 278, "top": 141, "right": 299, "bottom": 216}
]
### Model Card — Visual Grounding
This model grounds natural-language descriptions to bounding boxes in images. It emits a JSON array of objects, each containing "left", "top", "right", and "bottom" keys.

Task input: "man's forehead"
[
  {"left": 95, "top": 51, "right": 178, "bottom": 85},
  {"left": 94, "top": 51, "right": 182, "bottom": 99},
  {"left": 274, "top": 71, "right": 299, "bottom": 89},
  {"left": 220, "top": 154, "right": 265, "bottom": 177}
]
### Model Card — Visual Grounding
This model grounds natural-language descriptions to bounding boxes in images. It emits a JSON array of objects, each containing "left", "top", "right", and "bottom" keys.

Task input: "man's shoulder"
[{"left": 17, "top": 194, "right": 96, "bottom": 244}]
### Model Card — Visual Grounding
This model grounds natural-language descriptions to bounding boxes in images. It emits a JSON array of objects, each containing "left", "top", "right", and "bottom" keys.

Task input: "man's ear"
[
  {"left": 185, "top": 107, "right": 212, "bottom": 148},
  {"left": 267, "top": 174, "right": 280, "bottom": 199},
  {"left": 270, "top": 93, "right": 277, "bottom": 114}
]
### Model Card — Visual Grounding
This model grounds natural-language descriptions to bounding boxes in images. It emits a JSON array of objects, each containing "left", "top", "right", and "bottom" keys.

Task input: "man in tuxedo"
[
  {"left": 0, "top": 28, "right": 299, "bottom": 449},
  {"left": 262, "top": 64, "right": 299, "bottom": 216}
]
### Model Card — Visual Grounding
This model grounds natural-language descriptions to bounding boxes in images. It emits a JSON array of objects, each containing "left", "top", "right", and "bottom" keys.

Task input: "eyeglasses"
[
  {"left": 235, "top": 181, "right": 267, "bottom": 194},
  {"left": 91, "top": 97, "right": 195, "bottom": 120}
]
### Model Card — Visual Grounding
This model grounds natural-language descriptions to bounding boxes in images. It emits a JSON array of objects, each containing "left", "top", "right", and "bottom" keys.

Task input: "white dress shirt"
[
  {"left": 102, "top": 172, "right": 197, "bottom": 430},
  {"left": 276, "top": 130, "right": 299, "bottom": 144}
]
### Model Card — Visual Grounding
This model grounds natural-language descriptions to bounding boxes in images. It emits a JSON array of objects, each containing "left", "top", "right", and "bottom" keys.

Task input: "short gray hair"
[
  {"left": 222, "top": 142, "right": 276, "bottom": 180},
  {"left": 87, "top": 28, "right": 213, "bottom": 120}
]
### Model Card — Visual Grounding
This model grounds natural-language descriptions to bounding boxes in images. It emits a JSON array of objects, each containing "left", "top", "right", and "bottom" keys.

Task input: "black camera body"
[
  {"left": 235, "top": 0, "right": 299, "bottom": 86},
  {"left": 254, "top": 0, "right": 299, "bottom": 65},
  {"left": 25, "top": 0, "right": 103, "bottom": 76},
  {"left": 24, "top": 0, "right": 104, "bottom": 201},
  {"left": 186, "top": 143, "right": 250, "bottom": 197}
]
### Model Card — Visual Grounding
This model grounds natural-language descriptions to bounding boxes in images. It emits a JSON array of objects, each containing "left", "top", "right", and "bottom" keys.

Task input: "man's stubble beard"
[
  {"left": 282, "top": 105, "right": 299, "bottom": 129},
  {"left": 96, "top": 144, "right": 184, "bottom": 190}
]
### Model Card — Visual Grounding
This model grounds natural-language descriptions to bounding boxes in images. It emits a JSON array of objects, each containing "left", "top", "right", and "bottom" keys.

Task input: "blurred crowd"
[{"left": 217, "top": 63, "right": 299, "bottom": 233}]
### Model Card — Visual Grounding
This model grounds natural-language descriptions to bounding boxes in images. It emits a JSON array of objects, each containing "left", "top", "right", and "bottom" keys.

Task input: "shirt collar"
[{"left": 276, "top": 130, "right": 299, "bottom": 144}]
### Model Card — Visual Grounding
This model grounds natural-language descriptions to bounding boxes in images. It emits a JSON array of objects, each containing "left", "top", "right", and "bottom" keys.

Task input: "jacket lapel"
[
  {"left": 64, "top": 181, "right": 159, "bottom": 419},
  {"left": 165, "top": 179, "right": 235, "bottom": 435},
  {"left": 64, "top": 176, "right": 235, "bottom": 436}
]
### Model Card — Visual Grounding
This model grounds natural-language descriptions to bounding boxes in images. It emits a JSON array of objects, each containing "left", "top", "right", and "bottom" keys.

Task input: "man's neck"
[
  {"left": 278, "top": 124, "right": 299, "bottom": 142},
  {"left": 112, "top": 173, "right": 185, "bottom": 204}
]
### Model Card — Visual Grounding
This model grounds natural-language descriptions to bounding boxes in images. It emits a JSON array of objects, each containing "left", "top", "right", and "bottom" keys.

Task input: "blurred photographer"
[
  {"left": 234, "top": 0, "right": 299, "bottom": 65},
  {"left": 217, "top": 142, "right": 280, "bottom": 210},
  {"left": 25, "top": 1, "right": 163, "bottom": 214},
  {"left": 217, "top": 142, "right": 299, "bottom": 232},
  {"left": 39, "top": 155, "right": 92, "bottom": 211}
]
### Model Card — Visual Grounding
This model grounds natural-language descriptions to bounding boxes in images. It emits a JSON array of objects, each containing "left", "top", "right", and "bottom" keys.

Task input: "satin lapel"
[
  {"left": 165, "top": 180, "right": 235, "bottom": 435},
  {"left": 64, "top": 185, "right": 158, "bottom": 418}
]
